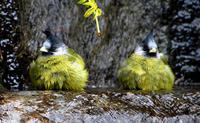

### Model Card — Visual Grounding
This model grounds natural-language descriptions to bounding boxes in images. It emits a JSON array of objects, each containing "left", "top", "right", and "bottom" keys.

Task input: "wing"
[
  {"left": 159, "top": 53, "right": 168, "bottom": 65},
  {"left": 66, "top": 48, "right": 85, "bottom": 67}
]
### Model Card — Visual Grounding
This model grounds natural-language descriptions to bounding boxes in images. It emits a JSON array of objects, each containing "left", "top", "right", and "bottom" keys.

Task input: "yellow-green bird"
[
  {"left": 118, "top": 30, "right": 175, "bottom": 91},
  {"left": 29, "top": 30, "right": 88, "bottom": 90}
]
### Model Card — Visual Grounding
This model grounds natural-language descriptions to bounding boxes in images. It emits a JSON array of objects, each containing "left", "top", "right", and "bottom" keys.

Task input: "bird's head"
[
  {"left": 40, "top": 30, "right": 67, "bottom": 57},
  {"left": 134, "top": 30, "right": 159, "bottom": 58}
]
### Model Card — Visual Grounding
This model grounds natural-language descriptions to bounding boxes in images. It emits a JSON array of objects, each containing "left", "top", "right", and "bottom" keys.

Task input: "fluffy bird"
[
  {"left": 29, "top": 30, "right": 88, "bottom": 90},
  {"left": 118, "top": 30, "right": 175, "bottom": 91}
]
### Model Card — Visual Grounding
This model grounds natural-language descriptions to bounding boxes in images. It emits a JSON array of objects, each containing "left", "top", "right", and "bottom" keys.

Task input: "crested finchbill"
[
  {"left": 118, "top": 30, "right": 175, "bottom": 91},
  {"left": 29, "top": 30, "right": 88, "bottom": 90}
]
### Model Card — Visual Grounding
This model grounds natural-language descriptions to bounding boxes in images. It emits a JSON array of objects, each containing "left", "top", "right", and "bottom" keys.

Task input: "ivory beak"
[
  {"left": 149, "top": 48, "right": 157, "bottom": 53},
  {"left": 40, "top": 46, "right": 48, "bottom": 52}
]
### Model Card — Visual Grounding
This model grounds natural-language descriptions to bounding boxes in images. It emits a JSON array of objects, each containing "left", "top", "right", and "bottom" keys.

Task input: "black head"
[
  {"left": 40, "top": 30, "right": 67, "bottom": 57},
  {"left": 42, "top": 30, "right": 51, "bottom": 37},
  {"left": 134, "top": 30, "right": 159, "bottom": 58}
]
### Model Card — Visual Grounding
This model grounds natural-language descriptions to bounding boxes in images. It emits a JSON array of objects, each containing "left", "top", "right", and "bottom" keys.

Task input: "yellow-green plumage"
[
  {"left": 29, "top": 48, "right": 88, "bottom": 91},
  {"left": 118, "top": 54, "right": 175, "bottom": 90}
]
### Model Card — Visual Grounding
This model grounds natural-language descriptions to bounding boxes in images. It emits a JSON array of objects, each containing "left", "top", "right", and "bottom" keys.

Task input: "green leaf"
[
  {"left": 78, "top": 0, "right": 87, "bottom": 4},
  {"left": 83, "top": 2, "right": 97, "bottom": 9},
  {"left": 78, "top": 0, "right": 102, "bottom": 36},
  {"left": 84, "top": 7, "right": 95, "bottom": 18},
  {"left": 93, "top": 8, "right": 102, "bottom": 20},
  {"left": 89, "top": 0, "right": 95, "bottom": 2}
]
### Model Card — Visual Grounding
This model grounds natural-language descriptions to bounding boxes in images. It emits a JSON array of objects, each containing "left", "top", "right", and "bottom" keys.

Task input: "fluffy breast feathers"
[
  {"left": 118, "top": 54, "right": 175, "bottom": 90},
  {"left": 29, "top": 48, "right": 88, "bottom": 90}
]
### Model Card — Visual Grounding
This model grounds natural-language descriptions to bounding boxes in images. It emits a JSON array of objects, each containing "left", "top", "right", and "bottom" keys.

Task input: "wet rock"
[
  {"left": 165, "top": 0, "right": 200, "bottom": 85},
  {"left": 0, "top": 84, "right": 7, "bottom": 93},
  {"left": 0, "top": 90, "right": 199, "bottom": 122},
  {"left": 0, "top": 0, "right": 31, "bottom": 90}
]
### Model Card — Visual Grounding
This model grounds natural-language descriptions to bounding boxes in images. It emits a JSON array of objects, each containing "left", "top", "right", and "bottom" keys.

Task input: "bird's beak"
[
  {"left": 40, "top": 46, "right": 48, "bottom": 52},
  {"left": 149, "top": 48, "right": 157, "bottom": 53}
]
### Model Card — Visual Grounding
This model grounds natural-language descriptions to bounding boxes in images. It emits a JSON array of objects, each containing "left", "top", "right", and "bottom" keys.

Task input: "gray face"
[
  {"left": 134, "top": 30, "right": 159, "bottom": 58},
  {"left": 42, "top": 39, "right": 51, "bottom": 50},
  {"left": 40, "top": 31, "right": 67, "bottom": 57},
  {"left": 147, "top": 38, "right": 158, "bottom": 51}
]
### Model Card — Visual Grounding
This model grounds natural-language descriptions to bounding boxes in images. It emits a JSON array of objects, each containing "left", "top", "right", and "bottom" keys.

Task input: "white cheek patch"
[
  {"left": 157, "top": 52, "right": 162, "bottom": 59},
  {"left": 134, "top": 46, "right": 145, "bottom": 56},
  {"left": 53, "top": 45, "right": 68, "bottom": 56},
  {"left": 43, "top": 39, "right": 51, "bottom": 49}
]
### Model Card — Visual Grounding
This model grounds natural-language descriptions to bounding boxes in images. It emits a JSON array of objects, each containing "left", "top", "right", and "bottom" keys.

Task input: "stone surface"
[{"left": 0, "top": 89, "right": 200, "bottom": 123}]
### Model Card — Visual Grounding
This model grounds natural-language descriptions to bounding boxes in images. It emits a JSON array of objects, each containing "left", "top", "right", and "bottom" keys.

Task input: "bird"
[
  {"left": 29, "top": 30, "right": 88, "bottom": 91},
  {"left": 118, "top": 30, "right": 175, "bottom": 91}
]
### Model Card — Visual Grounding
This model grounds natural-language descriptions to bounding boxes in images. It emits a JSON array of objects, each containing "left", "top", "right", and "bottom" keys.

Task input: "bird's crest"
[{"left": 42, "top": 30, "right": 52, "bottom": 37}]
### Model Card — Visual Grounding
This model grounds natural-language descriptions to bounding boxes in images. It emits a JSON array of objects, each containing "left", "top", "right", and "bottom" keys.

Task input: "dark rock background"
[
  {"left": 165, "top": 0, "right": 200, "bottom": 85},
  {"left": 0, "top": 0, "right": 199, "bottom": 90}
]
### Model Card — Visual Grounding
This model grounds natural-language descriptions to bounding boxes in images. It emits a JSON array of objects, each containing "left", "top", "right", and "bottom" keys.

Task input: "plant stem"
[{"left": 95, "top": 17, "right": 101, "bottom": 37}]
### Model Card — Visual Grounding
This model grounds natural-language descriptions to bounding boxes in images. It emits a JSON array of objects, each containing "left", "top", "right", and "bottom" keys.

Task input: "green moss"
[{"left": 118, "top": 54, "right": 175, "bottom": 91}]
